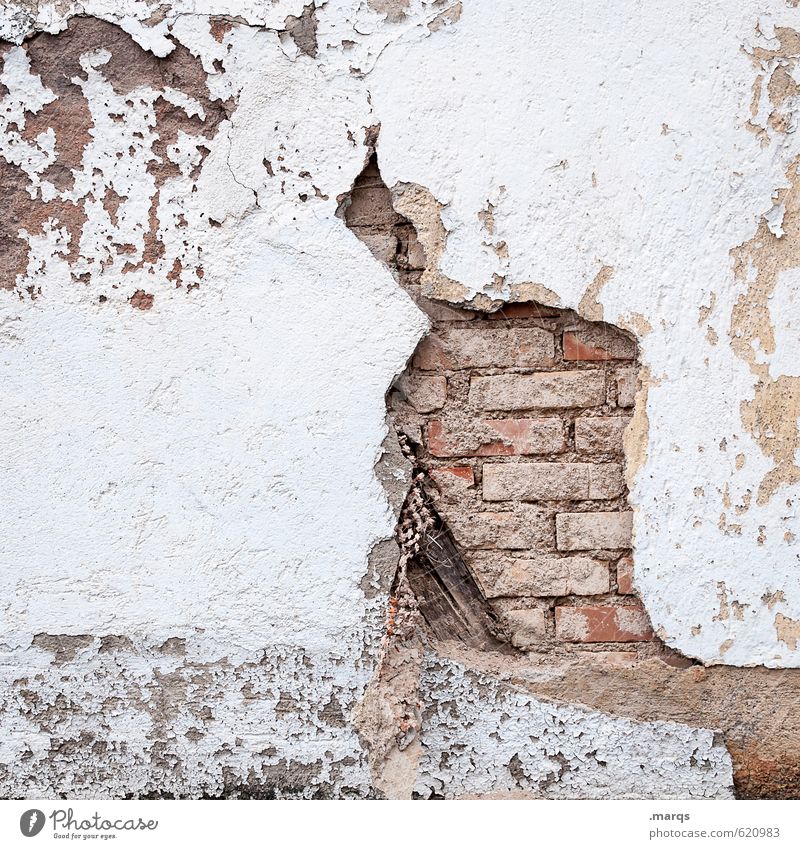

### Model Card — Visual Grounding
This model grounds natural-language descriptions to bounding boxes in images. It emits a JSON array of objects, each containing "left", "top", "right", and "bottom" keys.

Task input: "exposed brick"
[
  {"left": 395, "top": 374, "right": 447, "bottom": 413},
  {"left": 575, "top": 416, "right": 629, "bottom": 453},
  {"left": 406, "top": 285, "right": 476, "bottom": 320},
  {"left": 413, "top": 334, "right": 454, "bottom": 370},
  {"left": 438, "top": 327, "right": 555, "bottom": 369},
  {"left": 592, "top": 650, "right": 638, "bottom": 667},
  {"left": 555, "top": 604, "right": 653, "bottom": 642},
  {"left": 505, "top": 608, "right": 547, "bottom": 649},
  {"left": 563, "top": 557, "right": 610, "bottom": 595},
  {"left": 345, "top": 183, "right": 401, "bottom": 228},
  {"left": 418, "top": 297, "right": 475, "bottom": 321},
  {"left": 483, "top": 462, "right": 623, "bottom": 501},
  {"left": 428, "top": 466, "right": 475, "bottom": 503},
  {"left": 563, "top": 327, "right": 636, "bottom": 361},
  {"left": 615, "top": 368, "right": 638, "bottom": 407},
  {"left": 487, "top": 303, "right": 563, "bottom": 320},
  {"left": 556, "top": 511, "right": 633, "bottom": 551},
  {"left": 472, "top": 553, "right": 609, "bottom": 597},
  {"left": 588, "top": 465, "right": 626, "bottom": 499},
  {"left": 427, "top": 418, "right": 565, "bottom": 457},
  {"left": 352, "top": 230, "right": 398, "bottom": 266},
  {"left": 403, "top": 236, "right": 428, "bottom": 272},
  {"left": 616, "top": 554, "right": 635, "bottom": 594},
  {"left": 346, "top": 142, "right": 648, "bottom": 659},
  {"left": 446, "top": 506, "right": 551, "bottom": 550},
  {"left": 469, "top": 371, "right": 606, "bottom": 411}
]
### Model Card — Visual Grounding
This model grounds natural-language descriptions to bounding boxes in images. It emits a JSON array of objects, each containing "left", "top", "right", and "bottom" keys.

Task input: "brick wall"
[{"left": 345, "top": 155, "right": 656, "bottom": 657}]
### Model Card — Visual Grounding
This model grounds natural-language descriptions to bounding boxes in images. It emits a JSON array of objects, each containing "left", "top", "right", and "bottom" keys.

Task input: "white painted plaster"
[
  {"left": 770, "top": 266, "right": 800, "bottom": 379},
  {"left": 416, "top": 657, "right": 734, "bottom": 799}
]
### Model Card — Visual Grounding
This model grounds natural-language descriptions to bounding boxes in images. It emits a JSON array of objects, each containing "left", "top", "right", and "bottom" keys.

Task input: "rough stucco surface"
[{"left": 0, "top": 0, "right": 797, "bottom": 799}]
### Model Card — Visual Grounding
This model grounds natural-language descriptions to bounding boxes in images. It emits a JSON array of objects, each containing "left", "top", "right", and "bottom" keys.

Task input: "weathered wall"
[{"left": 1, "top": 0, "right": 799, "bottom": 799}]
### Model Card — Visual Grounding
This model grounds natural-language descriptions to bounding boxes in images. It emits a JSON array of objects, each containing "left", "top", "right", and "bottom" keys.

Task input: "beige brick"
[
  {"left": 615, "top": 369, "right": 638, "bottom": 407},
  {"left": 472, "top": 553, "right": 610, "bottom": 597},
  {"left": 446, "top": 506, "right": 551, "bottom": 550},
  {"left": 575, "top": 417, "right": 629, "bottom": 453},
  {"left": 483, "top": 462, "right": 623, "bottom": 501},
  {"left": 395, "top": 374, "right": 447, "bottom": 413},
  {"left": 470, "top": 371, "right": 606, "bottom": 410},
  {"left": 565, "top": 556, "right": 610, "bottom": 595},
  {"left": 616, "top": 554, "right": 635, "bottom": 594},
  {"left": 556, "top": 511, "right": 633, "bottom": 551},
  {"left": 505, "top": 608, "right": 547, "bottom": 649},
  {"left": 590, "top": 650, "right": 638, "bottom": 668},
  {"left": 428, "top": 466, "right": 475, "bottom": 502},
  {"left": 352, "top": 230, "right": 398, "bottom": 266},
  {"left": 455, "top": 326, "right": 555, "bottom": 368},
  {"left": 427, "top": 417, "right": 565, "bottom": 457},
  {"left": 563, "top": 326, "right": 637, "bottom": 361},
  {"left": 413, "top": 334, "right": 453, "bottom": 370},
  {"left": 439, "top": 327, "right": 555, "bottom": 369},
  {"left": 588, "top": 464, "right": 626, "bottom": 499}
]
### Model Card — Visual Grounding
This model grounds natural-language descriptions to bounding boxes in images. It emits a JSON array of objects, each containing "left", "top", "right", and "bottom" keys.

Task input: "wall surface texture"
[{"left": 1, "top": 0, "right": 800, "bottom": 799}]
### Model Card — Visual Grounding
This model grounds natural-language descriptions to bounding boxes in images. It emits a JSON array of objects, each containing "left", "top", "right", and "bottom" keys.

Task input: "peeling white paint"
[
  {"left": 0, "top": 636, "right": 377, "bottom": 797},
  {"left": 416, "top": 657, "right": 734, "bottom": 800}
]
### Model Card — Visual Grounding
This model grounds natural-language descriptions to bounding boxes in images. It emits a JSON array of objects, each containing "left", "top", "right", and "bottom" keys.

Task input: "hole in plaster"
[{"left": 341, "top": 146, "right": 682, "bottom": 661}]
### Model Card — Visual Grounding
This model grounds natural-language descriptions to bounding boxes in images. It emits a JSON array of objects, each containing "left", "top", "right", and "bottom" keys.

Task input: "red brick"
[
  {"left": 563, "top": 328, "right": 636, "bottom": 361},
  {"left": 555, "top": 604, "right": 653, "bottom": 642},
  {"left": 426, "top": 418, "right": 565, "bottom": 457},
  {"left": 616, "top": 554, "right": 635, "bottom": 594}
]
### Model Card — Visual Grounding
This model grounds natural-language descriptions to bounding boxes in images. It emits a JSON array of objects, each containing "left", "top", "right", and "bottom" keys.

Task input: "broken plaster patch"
[
  {"left": 367, "top": 0, "right": 800, "bottom": 666},
  {"left": 415, "top": 656, "right": 734, "bottom": 799}
]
